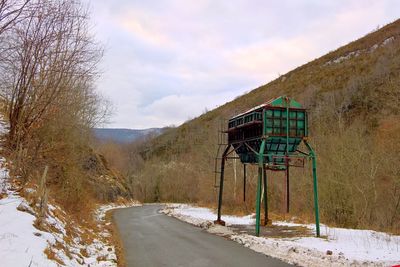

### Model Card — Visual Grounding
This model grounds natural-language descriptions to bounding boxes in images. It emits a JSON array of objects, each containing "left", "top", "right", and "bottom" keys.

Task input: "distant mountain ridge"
[{"left": 93, "top": 128, "right": 164, "bottom": 143}]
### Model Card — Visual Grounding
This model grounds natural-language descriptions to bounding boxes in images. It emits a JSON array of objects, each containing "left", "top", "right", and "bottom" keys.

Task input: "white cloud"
[
  {"left": 226, "top": 37, "right": 315, "bottom": 80},
  {"left": 115, "top": 91, "right": 238, "bottom": 129},
  {"left": 115, "top": 11, "right": 174, "bottom": 48}
]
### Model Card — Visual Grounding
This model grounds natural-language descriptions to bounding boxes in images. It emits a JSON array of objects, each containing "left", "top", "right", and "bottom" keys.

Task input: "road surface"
[{"left": 113, "top": 205, "right": 292, "bottom": 267}]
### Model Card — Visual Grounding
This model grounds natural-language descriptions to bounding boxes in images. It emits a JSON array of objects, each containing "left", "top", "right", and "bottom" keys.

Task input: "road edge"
[{"left": 107, "top": 209, "right": 127, "bottom": 267}]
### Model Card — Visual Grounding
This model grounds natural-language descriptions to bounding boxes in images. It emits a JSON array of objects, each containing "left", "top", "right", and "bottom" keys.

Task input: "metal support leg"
[
  {"left": 311, "top": 155, "right": 320, "bottom": 237},
  {"left": 263, "top": 164, "right": 268, "bottom": 225},
  {"left": 255, "top": 166, "right": 263, "bottom": 236},
  {"left": 243, "top": 164, "right": 246, "bottom": 202},
  {"left": 286, "top": 161, "right": 290, "bottom": 213},
  {"left": 215, "top": 146, "right": 230, "bottom": 226},
  {"left": 255, "top": 140, "right": 266, "bottom": 236},
  {"left": 304, "top": 141, "right": 320, "bottom": 237}
]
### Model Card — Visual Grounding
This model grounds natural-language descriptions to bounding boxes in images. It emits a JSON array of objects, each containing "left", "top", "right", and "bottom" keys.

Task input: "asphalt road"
[{"left": 113, "top": 205, "right": 292, "bottom": 267}]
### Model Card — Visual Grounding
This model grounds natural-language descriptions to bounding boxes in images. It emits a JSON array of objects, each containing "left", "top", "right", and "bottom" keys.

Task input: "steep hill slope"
[{"left": 134, "top": 20, "right": 400, "bottom": 233}]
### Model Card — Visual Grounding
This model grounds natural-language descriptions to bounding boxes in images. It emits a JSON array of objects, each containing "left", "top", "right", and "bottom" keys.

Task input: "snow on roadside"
[
  {"left": 96, "top": 201, "right": 142, "bottom": 222},
  {"left": 161, "top": 204, "right": 400, "bottom": 267},
  {"left": 0, "top": 174, "right": 54, "bottom": 266},
  {"left": 167, "top": 205, "right": 254, "bottom": 226},
  {"left": 0, "top": 120, "right": 56, "bottom": 266}
]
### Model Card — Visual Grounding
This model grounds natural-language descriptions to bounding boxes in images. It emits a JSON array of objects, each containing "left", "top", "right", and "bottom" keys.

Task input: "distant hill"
[{"left": 93, "top": 128, "right": 164, "bottom": 143}]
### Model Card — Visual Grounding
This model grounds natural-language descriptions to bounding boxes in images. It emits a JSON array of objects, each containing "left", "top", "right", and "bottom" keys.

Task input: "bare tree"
[{"left": 0, "top": 0, "right": 104, "bottom": 149}]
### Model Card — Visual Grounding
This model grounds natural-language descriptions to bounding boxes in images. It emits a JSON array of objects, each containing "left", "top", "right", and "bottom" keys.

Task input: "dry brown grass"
[{"left": 44, "top": 247, "right": 65, "bottom": 266}]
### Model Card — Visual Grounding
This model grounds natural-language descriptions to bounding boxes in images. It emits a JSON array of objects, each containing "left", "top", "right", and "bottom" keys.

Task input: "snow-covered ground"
[
  {"left": 161, "top": 204, "right": 400, "bottom": 267},
  {"left": 0, "top": 119, "right": 141, "bottom": 266},
  {"left": 0, "top": 161, "right": 55, "bottom": 266},
  {"left": 96, "top": 202, "right": 141, "bottom": 222},
  {"left": 0, "top": 120, "right": 57, "bottom": 266}
]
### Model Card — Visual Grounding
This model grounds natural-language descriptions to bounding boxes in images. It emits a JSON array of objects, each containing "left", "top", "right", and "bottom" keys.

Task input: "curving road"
[{"left": 113, "top": 205, "right": 292, "bottom": 267}]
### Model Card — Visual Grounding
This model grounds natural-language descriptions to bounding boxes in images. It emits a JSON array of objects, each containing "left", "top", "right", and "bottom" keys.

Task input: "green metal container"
[
  {"left": 227, "top": 96, "right": 308, "bottom": 167},
  {"left": 216, "top": 96, "right": 320, "bottom": 237}
]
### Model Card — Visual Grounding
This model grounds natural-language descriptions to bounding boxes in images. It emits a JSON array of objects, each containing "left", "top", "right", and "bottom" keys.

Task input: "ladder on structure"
[{"left": 214, "top": 119, "right": 228, "bottom": 190}]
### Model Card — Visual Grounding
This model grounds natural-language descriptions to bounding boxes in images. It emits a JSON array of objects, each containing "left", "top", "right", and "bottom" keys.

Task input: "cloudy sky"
[{"left": 87, "top": 0, "right": 399, "bottom": 129}]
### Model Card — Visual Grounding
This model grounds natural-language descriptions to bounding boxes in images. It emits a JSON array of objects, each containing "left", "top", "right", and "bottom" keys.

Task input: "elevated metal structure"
[{"left": 214, "top": 96, "right": 320, "bottom": 237}]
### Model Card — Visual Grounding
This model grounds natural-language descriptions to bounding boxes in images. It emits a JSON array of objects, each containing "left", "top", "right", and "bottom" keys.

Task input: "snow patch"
[
  {"left": 0, "top": 121, "right": 56, "bottom": 266},
  {"left": 324, "top": 36, "right": 396, "bottom": 66},
  {"left": 161, "top": 204, "right": 253, "bottom": 226},
  {"left": 382, "top": 36, "right": 395, "bottom": 46},
  {"left": 96, "top": 201, "right": 142, "bottom": 222}
]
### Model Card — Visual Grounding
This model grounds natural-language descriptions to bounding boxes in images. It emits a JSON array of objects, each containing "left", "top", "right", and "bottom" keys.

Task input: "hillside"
[
  {"left": 131, "top": 19, "right": 400, "bottom": 233},
  {"left": 93, "top": 128, "right": 164, "bottom": 143}
]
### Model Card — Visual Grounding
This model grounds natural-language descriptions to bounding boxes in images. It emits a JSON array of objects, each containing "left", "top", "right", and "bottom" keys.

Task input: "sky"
[{"left": 87, "top": 0, "right": 399, "bottom": 129}]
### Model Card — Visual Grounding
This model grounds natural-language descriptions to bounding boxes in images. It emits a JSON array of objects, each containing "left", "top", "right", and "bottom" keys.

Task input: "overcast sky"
[{"left": 87, "top": 0, "right": 399, "bottom": 129}]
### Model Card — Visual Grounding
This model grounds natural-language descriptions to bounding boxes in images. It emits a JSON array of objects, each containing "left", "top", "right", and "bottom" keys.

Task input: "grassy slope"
[{"left": 135, "top": 20, "right": 400, "bottom": 231}]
